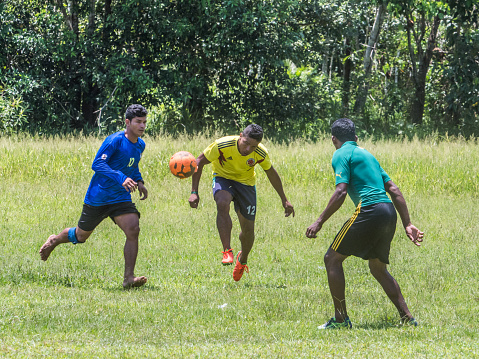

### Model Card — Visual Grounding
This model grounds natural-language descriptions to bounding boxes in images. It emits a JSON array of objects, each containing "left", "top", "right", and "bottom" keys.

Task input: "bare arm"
[
  {"left": 384, "top": 180, "right": 424, "bottom": 246},
  {"left": 188, "top": 153, "right": 211, "bottom": 209},
  {"left": 264, "top": 166, "right": 295, "bottom": 217},
  {"left": 138, "top": 181, "right": 148, "bottom": 200},
  {"left": 306, "top": 183, "right": 348, "bottom": 238}
]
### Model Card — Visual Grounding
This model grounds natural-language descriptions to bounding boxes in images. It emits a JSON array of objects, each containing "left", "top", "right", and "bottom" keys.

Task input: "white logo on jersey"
[{"left": 101, "top": 154, "right": 107, "bottom": 160}]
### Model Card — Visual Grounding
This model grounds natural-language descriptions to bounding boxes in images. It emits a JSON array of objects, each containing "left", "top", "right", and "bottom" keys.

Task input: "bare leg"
[
  {"left": 369, "top": 258, "right": 414, "bottom": 321},
  {"left": 114, "top": 213, "right": 147, "bottom": 289},
  {"left": 324, "top": 247, "right": 349, "bottom": 322},
  {"left": 39, "top": 227, "right": 92, "bottom": 261},
  {"left": 236, "top": 211, "right": 255, "bottom": 263},
  {"left": 214, "top": 190, "right": 234, "bottom": 251}
]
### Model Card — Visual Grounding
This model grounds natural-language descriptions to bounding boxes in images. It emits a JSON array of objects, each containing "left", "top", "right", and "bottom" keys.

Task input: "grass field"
[{"left": 0, "top": 134, "right": 478, "bottom": 358}]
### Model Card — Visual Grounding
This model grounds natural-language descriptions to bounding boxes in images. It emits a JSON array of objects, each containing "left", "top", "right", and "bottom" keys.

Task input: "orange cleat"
[
  {"left": 233, "top": 251, "right": 249, "bottom": 281},
  {"left": 222, "top": 248, "right": 234, "bottom": 265}
]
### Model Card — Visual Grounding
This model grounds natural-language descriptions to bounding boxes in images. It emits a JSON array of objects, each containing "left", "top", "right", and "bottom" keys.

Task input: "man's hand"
[
  {"left": 283, "top": 200, "right": 295, "bottom": 217},
  {"left": 122, "top": 178, "right": 138, "bottom": 193},
  {"left": 138, "top": 182, "right": 148, "bottom": 200},
  {"left": 189, "top": 193, "right": 199, "bottom": 208},
  {"left": 306, "top": 221, "right": 322, "bottom": 238},
  {"left": 405, "top": 224, "right": 424, "bottom": 246}
]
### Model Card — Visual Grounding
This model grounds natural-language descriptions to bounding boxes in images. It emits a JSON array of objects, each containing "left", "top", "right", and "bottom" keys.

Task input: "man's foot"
[
  {"left": 318, "top": 317, "right": 352, "bottom": 329},
  {"left": 39, "top": 235, "right": 58, "bottom": 261},
  {"left": 222, "top": 248, "right": 234, "bottom": 265},
  {"left": 233, "top": 251, "right": 249, "bottom": 281},
  {"left": 401, "top": 316, "right": 418, "bottom": 327},
  {"left": 123, "top": 276, "right": 148, "bottom": 289}
]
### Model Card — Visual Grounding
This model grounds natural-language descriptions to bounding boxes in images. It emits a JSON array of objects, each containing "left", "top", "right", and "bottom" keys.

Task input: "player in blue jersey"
[
  {"left": 306, "top": 118, "right": 424, "bottom": 329},
  {"left": 39, "top": 104, "right": 149, "bottom": 289}
]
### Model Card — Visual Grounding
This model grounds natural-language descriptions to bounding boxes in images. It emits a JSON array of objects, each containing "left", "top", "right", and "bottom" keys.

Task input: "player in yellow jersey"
[{"left": 188, "top": 124, "right": 295, "bottom": 281}]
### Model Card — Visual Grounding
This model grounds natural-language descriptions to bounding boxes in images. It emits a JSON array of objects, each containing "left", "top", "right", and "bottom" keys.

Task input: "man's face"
[
  {"left": 237, "top": 133, "right": 260, "bottom": 156},
  {"left": 126, "top": 116, "right": 147, "bottom": 137}
]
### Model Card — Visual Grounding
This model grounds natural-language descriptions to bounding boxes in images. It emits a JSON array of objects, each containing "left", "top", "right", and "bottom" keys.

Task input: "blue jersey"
[
  {"left": 84, "top": 131, "right": 145, "bottom": 206},
  {"left": 332, "top": 141, "right": 391, "bottom": 207}
]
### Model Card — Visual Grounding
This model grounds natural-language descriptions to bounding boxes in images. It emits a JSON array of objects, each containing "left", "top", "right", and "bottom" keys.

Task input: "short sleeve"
[
  {"left": 203, "top": 141, "right": 220, "bottom": 163},
  {"left": 379, "top": 165, "right": 391, "bottom": 184},
  {"left": 332, "top": 151, "right": 350, "bottom": 185}
]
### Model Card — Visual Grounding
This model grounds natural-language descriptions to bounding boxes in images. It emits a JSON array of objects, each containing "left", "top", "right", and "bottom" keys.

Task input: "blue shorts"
[
  {"left": 212, "top": 176, "right": 257, "bottom": 221},
  {"left": 78, "top": 202, "right": 140, "bottom": 232},
  {"left": 331, "top": 202, "right": 397, "bottom": 264}
]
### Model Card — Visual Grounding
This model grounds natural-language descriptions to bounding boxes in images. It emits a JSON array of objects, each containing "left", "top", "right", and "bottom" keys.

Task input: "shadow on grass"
[{"left": 353, "top": 318, "right": 416, "bottom": 330}]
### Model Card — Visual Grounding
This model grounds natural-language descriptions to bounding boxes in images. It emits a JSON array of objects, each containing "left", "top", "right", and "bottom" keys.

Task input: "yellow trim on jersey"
[
  {"left": 332, "top": 202, "right": 362, "bottom": 251},
  {"left": 203, "top": 135, "right": 272, "bottom": 186}
]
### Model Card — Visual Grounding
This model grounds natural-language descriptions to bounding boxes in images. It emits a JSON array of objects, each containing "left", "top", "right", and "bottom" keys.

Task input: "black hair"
[
  {"left": 242, "top": 123, "right": 263, "bottom": 142},
  {"left": 331, "top": 118, "right": 356, "bottom": 142},
  {"left": 125, "top": 104, "right": 148, "bottom": 120}
]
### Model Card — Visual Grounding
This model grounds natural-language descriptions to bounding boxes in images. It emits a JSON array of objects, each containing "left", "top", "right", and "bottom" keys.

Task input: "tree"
[{"left": 354, "top": 2, "right": 387, "bottom": 115}]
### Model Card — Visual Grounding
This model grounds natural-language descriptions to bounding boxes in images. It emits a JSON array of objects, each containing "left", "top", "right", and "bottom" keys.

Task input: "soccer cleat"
[
  {"left": 222, "top": 249, "right": 234, "bottom": 265},
  {"left": 401, "top": 317, "right": 418, "bottom": 327},
  {"left": 318, "top": 317, "right": 352, "bottom": 330},
  {"left": 233, "top": 251, "right": 249, "bottom": 281}
]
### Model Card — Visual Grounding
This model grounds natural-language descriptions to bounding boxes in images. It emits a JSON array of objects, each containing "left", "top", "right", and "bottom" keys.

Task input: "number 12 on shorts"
[{"left": 246, "top": 205, "right": 256, "bottom": 215}]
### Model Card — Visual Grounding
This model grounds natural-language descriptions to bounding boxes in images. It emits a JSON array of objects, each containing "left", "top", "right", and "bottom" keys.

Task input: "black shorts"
[
  {"left": 331, "top": 202, "right": 397, "bottom": 264},
  {"left": 77, "top": 202, "right": 140, "bottom": 232},
  {"left": 212, "top": 176, "right": 257, "bottom": 221}
]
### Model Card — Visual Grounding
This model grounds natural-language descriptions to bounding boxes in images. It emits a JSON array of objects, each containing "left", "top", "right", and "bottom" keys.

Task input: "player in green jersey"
[{"left": 306, "top": 118, "right": 424, "bottom": 329}]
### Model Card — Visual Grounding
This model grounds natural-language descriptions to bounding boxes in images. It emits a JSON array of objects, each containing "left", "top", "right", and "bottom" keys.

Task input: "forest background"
[{"left": 0, "top": 0, "right": 478, "bottom": 140}]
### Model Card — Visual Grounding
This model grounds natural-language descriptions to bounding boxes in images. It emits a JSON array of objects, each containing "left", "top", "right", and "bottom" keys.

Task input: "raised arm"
[
  {"left": 264, "top": 166, "right": 295, "bottom": 217},
  {"left": 306, "top": 182, "right": 348, "bottom": 238},
  {"left": 188, "top": 153, "right": 211, "bottom": 209},
  {"left": 384, "top": 180, "right": 424, "bottom": 246}
]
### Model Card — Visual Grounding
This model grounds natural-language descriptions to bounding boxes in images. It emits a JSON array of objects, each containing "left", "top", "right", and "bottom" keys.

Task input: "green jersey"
[{"left": 332, "top": 141, "right": 391, "bottom": 207}]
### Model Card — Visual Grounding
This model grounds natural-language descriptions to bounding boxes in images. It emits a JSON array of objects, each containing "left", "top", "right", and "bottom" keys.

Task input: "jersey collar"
[{"left": 341, "top": 141, "right": 358, "bottom": 148}]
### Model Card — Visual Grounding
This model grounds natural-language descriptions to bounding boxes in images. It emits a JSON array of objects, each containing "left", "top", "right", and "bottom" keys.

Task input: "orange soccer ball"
[{"left": 169, "top": 151, "right": 197, "bottom": 179}]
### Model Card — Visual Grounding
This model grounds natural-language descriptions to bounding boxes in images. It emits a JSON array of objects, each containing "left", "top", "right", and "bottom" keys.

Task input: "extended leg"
[
  {"left": 114, "top": 213, "right": 147, "bottom": 289},
  {"left": 39, "top": 227, "right": 92, "bottom": 261},
  {"left": 236, "top": 211, "right": 255, "bottom": 263},
  {"left": 324, "top": 247, "right": 349, "bottom": 322},
  {"left": 214, "top": 190, "right": 234, "bottom": 251},
  {"left": 368, "top": 258, "right": 413, "bottom": 321}
]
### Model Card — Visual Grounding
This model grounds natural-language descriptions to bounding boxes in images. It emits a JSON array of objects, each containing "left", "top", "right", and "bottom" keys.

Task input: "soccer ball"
[{"left": 169, "top": 151, "right": 197, "bottom": 179}]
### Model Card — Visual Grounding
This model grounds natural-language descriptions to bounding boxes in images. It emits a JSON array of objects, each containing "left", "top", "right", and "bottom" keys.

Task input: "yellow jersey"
[{"left": 203, "top": 135, "right": 272, "bottom": 186}]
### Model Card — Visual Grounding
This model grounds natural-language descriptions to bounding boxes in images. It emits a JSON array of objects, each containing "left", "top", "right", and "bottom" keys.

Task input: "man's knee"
[
  {"left": 324, "top": 251, "right": 332, "bottom": 267},
  {"left": 369, "top": 260, "right": 387, "bottom": 278},
  {"left": 215, "top": 197, "right": 232, "bottom": 213},
  {"left": 126, "top": 224, "right": 140, "bottom": 238},
  {"left": 70, "top": 227, "right": 91, "bottom": 243},
  {"left": 324, "top": 248, "right": 346, "bottom": 269}
]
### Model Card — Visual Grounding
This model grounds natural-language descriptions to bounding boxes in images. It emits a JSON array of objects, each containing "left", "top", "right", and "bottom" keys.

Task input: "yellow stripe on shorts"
[{"left": 331, "top": 202, "right": 362, "bottom": 251}]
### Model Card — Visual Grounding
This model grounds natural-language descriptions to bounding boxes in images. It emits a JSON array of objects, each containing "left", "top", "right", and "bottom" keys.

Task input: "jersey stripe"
[
  {"left": 217, "top": 140, "right": 236, "bottom": 149},
  {"left": 255, "top": 147, "right": 267, "bottom": 158}
]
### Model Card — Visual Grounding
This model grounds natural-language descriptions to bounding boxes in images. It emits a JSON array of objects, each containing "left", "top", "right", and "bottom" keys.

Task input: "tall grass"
[{"left": 0, "top": 134, "right": 478, "bottom": 358}]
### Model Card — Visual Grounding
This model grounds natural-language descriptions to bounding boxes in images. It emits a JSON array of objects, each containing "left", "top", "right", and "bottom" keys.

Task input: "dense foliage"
[{"left": 0, "top": 0, "right": 478, "bottom": 139}]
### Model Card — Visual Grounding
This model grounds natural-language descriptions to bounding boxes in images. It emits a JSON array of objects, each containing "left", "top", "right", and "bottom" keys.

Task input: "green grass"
[{"left": 0, "top": 134, "right": 478, "bottom": 358}]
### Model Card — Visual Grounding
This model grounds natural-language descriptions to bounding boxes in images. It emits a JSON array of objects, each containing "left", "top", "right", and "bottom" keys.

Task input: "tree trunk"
[
  {"left": 407, "top": 14, "right": 441, "bottom": 124},
  {"left": 354, "top": 4, "right": 386, "bottom": 115},
  {"left": 342, "top": 37, "right": 352, "bottom": 116}
]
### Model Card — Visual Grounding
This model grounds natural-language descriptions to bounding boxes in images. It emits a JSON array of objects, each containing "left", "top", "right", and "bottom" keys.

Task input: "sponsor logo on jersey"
[{"left": 336, "top": 172, "right": 342, "bottom": 178}]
